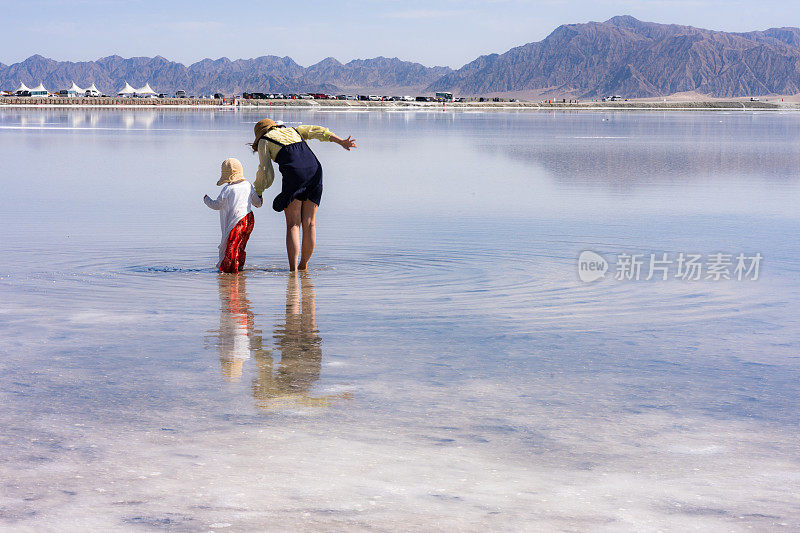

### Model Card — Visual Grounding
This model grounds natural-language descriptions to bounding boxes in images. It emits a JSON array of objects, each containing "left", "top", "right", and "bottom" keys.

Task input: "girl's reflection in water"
[
  {"left": 214, "top": 272, "right": 351, "bottom": 410},
  {"left": 215, "top": 273, "right": 259, "bottom": 382}
]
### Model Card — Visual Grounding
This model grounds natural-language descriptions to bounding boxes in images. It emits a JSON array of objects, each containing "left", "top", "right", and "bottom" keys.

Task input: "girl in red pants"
[{"left": 204, "top": 158, "right": 263, "bottom": 273}]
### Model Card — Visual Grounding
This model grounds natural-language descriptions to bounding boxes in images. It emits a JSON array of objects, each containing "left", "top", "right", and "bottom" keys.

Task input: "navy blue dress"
[{"left": 264, "top": 127, "right": 323, "bottom": 212}]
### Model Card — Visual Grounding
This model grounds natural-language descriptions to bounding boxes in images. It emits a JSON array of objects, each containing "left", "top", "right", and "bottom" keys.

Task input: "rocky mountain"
[
  {"left": 0, "top": 53, "right": 449, "bottom": 95},
  {"left": 427, "top": 16, "right": 800, "bottom": 98},
  {"left": 301, "top": 57, "right": 451, "bottom": 93},
  {"left": 737, "top": 27, "right": 800, "bottom": 49}
]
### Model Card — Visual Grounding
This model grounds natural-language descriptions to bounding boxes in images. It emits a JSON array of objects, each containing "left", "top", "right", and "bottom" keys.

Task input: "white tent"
[
  {"left": 30, "top": 83, "right": 48, "bottom": 96},
  {"left": 15, "top": 82, "right": 30, "bottom": 94},
  {"left": 135, "top": 83, "right": 157, "bottom": 96},
  {"left": 118, "top": 81, "right": 135, "bottom": 96},
  {"left": 67, "top": 82, "right": 84, "bottom": 96},
  {"left": 85, "top": 83, "right": 101, "bottom": 97}
]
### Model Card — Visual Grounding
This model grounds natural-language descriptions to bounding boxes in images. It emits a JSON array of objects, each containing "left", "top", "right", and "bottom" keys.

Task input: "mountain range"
[
  {"left": 0, "top": 54, "right": 451, "bottom": 96},
  {"left": 2, "top": 16, "right": 800, "bottom": 98},
  {"left": 431, "top": 16, "right": 800, "bottom": 98}
]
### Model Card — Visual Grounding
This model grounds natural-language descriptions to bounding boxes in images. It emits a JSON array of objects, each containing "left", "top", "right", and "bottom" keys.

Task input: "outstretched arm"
[
  {"left": 329, "top": 133, "right": 357, "bottom": 151},
  {"left": 296, "top": 125, "right": 356, "bottom": 150}
]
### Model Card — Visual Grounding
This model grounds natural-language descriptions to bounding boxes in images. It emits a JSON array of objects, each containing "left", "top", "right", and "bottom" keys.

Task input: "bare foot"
[{"left": 297, "top": 263, "right": 308, "bottom": 271}]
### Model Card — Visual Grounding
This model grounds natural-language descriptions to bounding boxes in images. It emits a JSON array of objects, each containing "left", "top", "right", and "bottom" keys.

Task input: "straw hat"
[
  {"left": 217, "top": 158, "right": 245, "bottom": 186},
  {"left": 254, "top": 118, "right": 277, "bottom": 144}
]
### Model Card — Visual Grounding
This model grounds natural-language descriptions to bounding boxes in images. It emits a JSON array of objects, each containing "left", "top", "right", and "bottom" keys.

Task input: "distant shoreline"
[{"left": 2, "top": 96, "right": 798, "bottom": 111}]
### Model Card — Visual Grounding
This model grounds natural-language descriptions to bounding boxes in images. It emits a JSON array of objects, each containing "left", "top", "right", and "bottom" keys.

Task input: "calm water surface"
[{"left": 1, "top": 108, "right": 799, "bottom": 531}]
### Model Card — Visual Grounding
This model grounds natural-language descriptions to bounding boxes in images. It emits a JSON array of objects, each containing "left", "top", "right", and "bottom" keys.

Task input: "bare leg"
[
  {"left": 298, "top": 200, "right": 318, "bottom": 270},
  {"left": 284, "top": 200, "right": 302, "bottom": 271}
]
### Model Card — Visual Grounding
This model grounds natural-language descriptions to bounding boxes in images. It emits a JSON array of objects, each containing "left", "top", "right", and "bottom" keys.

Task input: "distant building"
[
  {"left": 66, "top": 82, "right": 83, "bottom": 97},
  {"left": 85, "top": 83, "right": 101, "bottom": 97},
  {"left": 435, "top": 92, "right": 453, "bottom": 101},
  {"left": 135, "top": 83, "right": 157, "bottom": 97},
  {"left": 15, "top": 82, "right": 30, "bottom": 95},
  {"left": 118, "top": 82, "right": 136, "bottom": 96},
  {"left": 29, "top": 83, "right": 48, "bottom": 96}
]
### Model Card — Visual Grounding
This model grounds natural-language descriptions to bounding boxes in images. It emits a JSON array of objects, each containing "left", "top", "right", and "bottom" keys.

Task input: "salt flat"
[{"left": 0, "top": 108, "right": 798, "bottom": 531}]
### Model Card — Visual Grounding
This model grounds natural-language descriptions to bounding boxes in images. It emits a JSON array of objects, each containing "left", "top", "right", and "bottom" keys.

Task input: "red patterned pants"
[{"left": 220, "top": 212, "right": 255, "bottom": 273}]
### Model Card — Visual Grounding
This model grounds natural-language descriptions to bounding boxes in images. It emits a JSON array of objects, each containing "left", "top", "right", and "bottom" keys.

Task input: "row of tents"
[{"left": 13, "top": 81, "right": 157, "bottom": 97}]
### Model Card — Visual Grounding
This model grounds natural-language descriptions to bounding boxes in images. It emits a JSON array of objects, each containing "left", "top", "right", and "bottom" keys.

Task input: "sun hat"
[
  {"left": 217, "top": 158, "right": 245, "bottom": 186},
  {"left": 254, "top": 118, "right": 277, "bottom": 143}
]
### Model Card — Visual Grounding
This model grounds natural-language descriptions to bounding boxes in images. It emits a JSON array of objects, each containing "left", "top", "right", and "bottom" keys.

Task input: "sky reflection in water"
[{"left": 0, "top": 108, "right": 798, "bottom": 530}]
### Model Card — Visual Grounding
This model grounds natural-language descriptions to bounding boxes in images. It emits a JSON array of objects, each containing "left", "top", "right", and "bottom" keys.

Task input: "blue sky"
[{"left": 2, "top": 0, "right": 799, "bottom": 68}]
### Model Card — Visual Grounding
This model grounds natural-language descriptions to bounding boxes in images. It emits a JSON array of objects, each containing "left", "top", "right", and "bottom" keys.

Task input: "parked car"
[{"left": 176, "top": 90, "right": 186, "bottom": 98}]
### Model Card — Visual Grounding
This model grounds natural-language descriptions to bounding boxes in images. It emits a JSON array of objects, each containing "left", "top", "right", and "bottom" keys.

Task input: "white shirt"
[{"left": 204, "top": 180, "right": 263, "bottom": 265}]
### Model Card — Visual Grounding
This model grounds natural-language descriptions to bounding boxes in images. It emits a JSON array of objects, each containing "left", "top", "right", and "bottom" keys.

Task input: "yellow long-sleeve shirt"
[{"left": 254, "top": 125, "right": 333, "bottom": 195}]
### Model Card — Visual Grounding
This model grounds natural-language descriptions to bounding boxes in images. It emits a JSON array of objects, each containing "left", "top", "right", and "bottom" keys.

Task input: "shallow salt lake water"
[{"left": 1, "top": 107, "right": 799, "bottom": 531}]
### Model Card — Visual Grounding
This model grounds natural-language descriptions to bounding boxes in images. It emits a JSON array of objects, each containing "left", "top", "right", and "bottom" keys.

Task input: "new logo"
[{"left": 578, "top": 251, "right": 608, "bottom": 282}]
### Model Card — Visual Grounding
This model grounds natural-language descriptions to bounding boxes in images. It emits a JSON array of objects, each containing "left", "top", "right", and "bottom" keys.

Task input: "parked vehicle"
[{"left": 176, "top": 90, "right": 186, "bottom": 98}]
